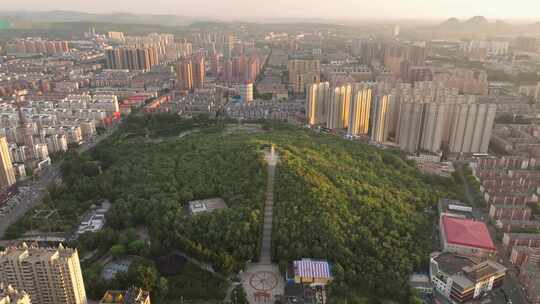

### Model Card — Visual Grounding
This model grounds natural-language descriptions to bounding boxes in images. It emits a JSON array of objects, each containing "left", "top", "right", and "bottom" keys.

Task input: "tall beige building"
[
  {"left": 0, "top": 136, "right": 16, "bottom": 189},
  {"left": 448, "top": 103, "right": 496, "bottom": 153},
  {"left": 192, "top": 56, "right": 205, "bottom": 89},
  {"left": 421, "top": 103, "right": 448, "bottom": 153},
  {"left": 288, "top": 58, "right": 320, "bottom": 95},
  {"left": 105, "top": 47, "right": 159, "bottom": 71},
  {"left": 397, "top": 101, "right": 425, "bottom": 153},
  {"left": 370, "top": 94, "right": 393, "bottom": 143},
  {"left": 306, "top": 82, "right": 330, "bottom": 126},
  {"left": 239, "top": 82, "right": 253, "bottom": 103},
  {"left": 348, "top": 85, "right": 372, "bottom": 136},
  {"left": 326, "top": 84, "right": 352, "bottom": 130},
  {"left": 397, "top": 101, "right": 448, "bottom": 154},
  {"left": 176, "top": 59, "right": 194, "bottom": 91},
  {"left": 0, "top": 244, "right": 87, "bottom": 304}
]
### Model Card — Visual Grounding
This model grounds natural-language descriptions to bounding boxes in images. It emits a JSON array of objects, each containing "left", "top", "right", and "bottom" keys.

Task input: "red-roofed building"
[{"left": 440, "top": 215, "right": 497, "bottom": 258}]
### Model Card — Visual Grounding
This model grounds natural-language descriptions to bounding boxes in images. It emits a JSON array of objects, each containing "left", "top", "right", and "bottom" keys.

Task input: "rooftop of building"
[
  {"left": 491, "top": 204, "right": 531, "bottom": 210},
  {"left": 99, "top": 287, "right": 150, "bottom": 304},
  {"left": 433, "top": 252, "right": 479, "bottom": 275},
  {"left": 462, "top": 260, "right": 506, "bottom": 282},
  {"left": 512, "top": 246, "right": 540, "bottom": 254},
  {"left": 283, "top": 283, "right": 315, "bottom": 304},
  {"left": 442, "top": 215, "right": 496, "bottom": 251},
  {"left": 188, "top": 198, "right": 227, "bottom": 214},
  {"left": 432, "top": 252, "right": 506, "bottom": 287},
  {"left": 498, "top": 219, "right": 540, "bottom": 225},
  {"left": 504, "top": 233, "right": 540, "bottom": 239},
  {"left": 293, "top": 258, "right": 333, "bottom": 280},
  {"left": 438, "top": 198, "right": 471, "bottom": 212},
  {"left": 0, "top": 242, "right": 77, "bottom": 261}
]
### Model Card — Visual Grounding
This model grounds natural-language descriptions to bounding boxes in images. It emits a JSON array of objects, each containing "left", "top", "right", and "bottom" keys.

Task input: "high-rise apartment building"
[
  {"left": 448, "top": 103, "right": 496, "bottom": 154},
  {"left": 245, "top": 56, "right": 261, "bottom": 83},
  {"left": 222, "top": 59, "right": 233, "bottom": 83},
  {"left": 11, "top": 39, "right": 69, "bottom": 55},
  {"left": 105, "top": 47, "right": 159, "bottom": 71},
  {"left": 357, "top": 40, "right": 382, "bottom": 65},
  {"left": 514, "top": 36, "right": 537, "bottom": 53},
  {"left": 306, "top": 82, "right": 331, "bottom": 126},
  {"left": 107, "top": 32, "right": 125, "bottom": 42},
  {"left": 406, "top": 44, "right": 426, "bottom": 66},
  {"left": 0, "top": 136, "right": 16, "bottom": 189},
  {"left": 239, "top": 82, "right": 253, "bottom": 103},
  {"left": 176, "top": 57, "right": 205, "bottom": 91},
  {"left": 326, "top": 84, "right": 352, "bottom": 130},
  {"left": 396, "top": 100, "right": 447, "bottom": 154},
  {"left": 0, "top": 243, "right": 87, "bottom": 304},
  {"left": 192, "top": 56, "right": 205, "bottom": 89},
  {"left": 176, "top": 60, "right": 194, "bottom": 91},
  {"left": 433, "top": 68, "right": 488, "bottom": 95},
  {"left": 288, "top": 58, "right": 321, "bottom": 95},
  {"left": 210, "top": 53, "right": 221, "bottom": 77},
  {"left": 421, "top": 103, "right": 448, "bottom": 153},
  {"left": 224, "top": 34, "right": 235, "bottom": 59},
  {"left": 370, "top": 94, "right": 396, "bottom": 143},
  {"left": 397, "top": 101, "right": 425, "bottom": 153},
  {"left": 347, "top": 85, "right": 372, "bottom": 136}
]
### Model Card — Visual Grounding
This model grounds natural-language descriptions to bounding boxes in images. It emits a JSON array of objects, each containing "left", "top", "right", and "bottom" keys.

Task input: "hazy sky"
[{"left": 3, "top": 0, "right": 540, "bottom": 20}]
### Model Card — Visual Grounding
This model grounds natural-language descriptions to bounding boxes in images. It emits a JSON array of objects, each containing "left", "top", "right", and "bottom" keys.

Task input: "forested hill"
[
  {"left": 7, "top": 114, "right": 461, "bottom": 303},
  {"left": 266, "top": 124, "right": 461, "bottom": 302}
]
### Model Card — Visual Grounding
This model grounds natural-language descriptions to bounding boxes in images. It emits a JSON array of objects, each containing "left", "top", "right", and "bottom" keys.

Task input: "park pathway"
[
  {"left": 240, "top": 146, "right": 284, "bottom": 304},
  {"left": 259, "top": 146, "right": 278, "bottom": 264}
]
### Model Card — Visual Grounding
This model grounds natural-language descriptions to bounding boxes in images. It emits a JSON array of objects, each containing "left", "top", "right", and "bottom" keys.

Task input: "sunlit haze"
[{"left": 3, "top": 0, "right": 540, "bottom": 20}]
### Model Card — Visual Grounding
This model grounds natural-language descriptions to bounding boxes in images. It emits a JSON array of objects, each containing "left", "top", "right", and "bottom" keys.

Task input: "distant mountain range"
[
  {"left": 435, "top": 16, "right": 540, "bottom": 34},
  {"left": 0, "top": 10, "right": 204, "bottom": 26},
  {"left": 2, "top": 11, "right": 540, "bottom": 35}
]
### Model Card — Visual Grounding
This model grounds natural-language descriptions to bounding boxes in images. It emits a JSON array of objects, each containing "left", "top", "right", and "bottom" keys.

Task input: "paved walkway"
[
  {"left": 240, "top": 146, "right": 284, "bottom": 304},
  {"left": 259, "top": 147, "right": 278, "bottom": 264}
]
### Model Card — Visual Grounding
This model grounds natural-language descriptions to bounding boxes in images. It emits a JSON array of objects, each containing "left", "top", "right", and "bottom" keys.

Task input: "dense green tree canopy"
[{"left": 7, "top": 115, "right": 461, "bottom": 302}]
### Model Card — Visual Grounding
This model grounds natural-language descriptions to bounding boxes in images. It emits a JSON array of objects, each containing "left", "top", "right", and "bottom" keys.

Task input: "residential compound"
[
  {"left": 468, "top": 123, "right": 540, "bottom": 302},
  {"left": 105, "top": 33, "right": 192, "bottom": 71},
  {"left": 0, "top": 91, "right": 119, "bottom": 180},
  {"left": 175, "top": 56, "right": 206, "bottom": 91},
  {"left": 306, "top": 81, "right": 496, "bottom": 156},
  {"left": 0, "top": 243, "right": 87, "bottom": 304},
  {"left": 6, "top": 39, "right": 70, "bottom": 55}
]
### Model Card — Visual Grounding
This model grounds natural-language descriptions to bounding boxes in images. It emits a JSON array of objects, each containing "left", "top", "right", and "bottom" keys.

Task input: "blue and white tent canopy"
[{"left": 293, "top": 258, "right": 333, "bottom": 281}]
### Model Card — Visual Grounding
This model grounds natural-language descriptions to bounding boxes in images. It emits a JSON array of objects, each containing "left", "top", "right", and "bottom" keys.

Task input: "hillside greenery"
[{"left": 6, "top": 114, "right": 462, "bottom": 302}]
